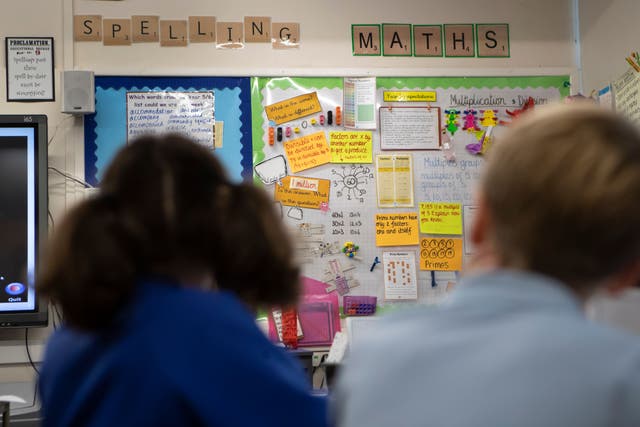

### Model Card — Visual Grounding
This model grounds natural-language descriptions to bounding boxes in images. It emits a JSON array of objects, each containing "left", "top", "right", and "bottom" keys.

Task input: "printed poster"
[
  {"left": 383, "top": 251, "right": 418, "bottom": 300},
  {"left": 343, "top": 77, "right": 377, "bottom": 129},
  {"left": 375, "top": 154, "right": 414, "bottom": 207}
]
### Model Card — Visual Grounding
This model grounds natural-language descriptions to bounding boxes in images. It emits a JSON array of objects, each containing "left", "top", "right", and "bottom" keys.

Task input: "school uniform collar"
[{"left": 449, "top": 269, "right": 583, "bottom": 315}]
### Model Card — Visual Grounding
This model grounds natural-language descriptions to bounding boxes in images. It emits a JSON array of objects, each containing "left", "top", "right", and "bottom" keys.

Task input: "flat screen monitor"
[{"left": 0, "top": 115, "right": 47, "bottom": 327}]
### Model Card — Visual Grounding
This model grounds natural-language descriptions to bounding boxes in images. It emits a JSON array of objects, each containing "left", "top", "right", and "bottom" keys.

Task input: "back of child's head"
[
  {"left": 39, "top": 134, "right": 299, "bottom": 330},
  {"left": 482, "top": 104, "right": 640, "bottom": 292}
]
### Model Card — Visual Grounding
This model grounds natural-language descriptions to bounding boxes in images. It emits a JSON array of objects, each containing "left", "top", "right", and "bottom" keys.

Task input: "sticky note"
[
  {"left": 330, "top": 131, "right": 373, "bottom": 163},
  {"left": 284, "top": 131, "right": 331, "bottom": 173},
  {"left": 375, "top": 213, "right": 420, "bottom": 246},
  {"left": 419, "top": 238, "right": 463, "bottom": 271},
  {"left": 274, "top": 176, "right": 330, "bottom": 209},
  {"left": 419, "top": 202, "right": 462, "bottom": 234},
  {"left": 264, "top": 92, "right": 323, "bottom": 125}
]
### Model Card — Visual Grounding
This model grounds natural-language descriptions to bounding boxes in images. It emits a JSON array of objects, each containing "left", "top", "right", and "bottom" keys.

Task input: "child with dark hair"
[{"left": 38, "top": 134, "right": 328, "bottom": 427}]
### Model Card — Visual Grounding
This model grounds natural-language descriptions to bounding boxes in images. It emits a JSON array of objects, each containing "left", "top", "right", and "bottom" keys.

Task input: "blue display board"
[{"left": 84, "top": 76, "right": 253, "bottom": 185}]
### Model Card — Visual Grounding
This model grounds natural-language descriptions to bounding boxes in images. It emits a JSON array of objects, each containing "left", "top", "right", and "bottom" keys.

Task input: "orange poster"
[
  {"left": 375, "top": 213, "right": 420, "bottom": 246},
  {"left": 284, "top": 131, "right": 331, "bottom": 173},
  {"left": 264, "top": 92, "right": 323, "bottom": 125},
  {"left": 274, "top": 176, "right": 330, "bottom": 209},
  {"left": 419, "top": 238, "right": 463, "bottom": 271}
]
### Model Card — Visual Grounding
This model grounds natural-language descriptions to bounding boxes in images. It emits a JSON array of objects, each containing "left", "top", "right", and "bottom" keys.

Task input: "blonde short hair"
[{"left": 482, "top": 104, "right": 640, "bottom": 290}]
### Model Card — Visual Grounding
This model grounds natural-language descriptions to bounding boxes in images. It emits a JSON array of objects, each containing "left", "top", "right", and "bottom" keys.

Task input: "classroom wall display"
[
  {"left": 352, "top": 23, "right": 509, "bottom": 57},
  {"left": 252, "top": 75, "right": 569, "bottom": 307},
  {"left": 85, "top": 76, "right": 253, "bottom": 185},
  {"left": 74, "top": 15, "right": 300, "bottom": 49}
]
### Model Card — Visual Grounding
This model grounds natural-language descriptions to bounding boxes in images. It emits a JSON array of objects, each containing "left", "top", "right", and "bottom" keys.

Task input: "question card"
[
  {"left": 275, "top": 176, "right": 330, "bottom": 209},
  {"left": 375, "top": 213, "right": 419, "bottom": 246},
  {"left": 264, "top": 92, "right": 323, "bottom": 125},
  {"left": 419, "top": 202, "right": 463, "bottom": 234}
]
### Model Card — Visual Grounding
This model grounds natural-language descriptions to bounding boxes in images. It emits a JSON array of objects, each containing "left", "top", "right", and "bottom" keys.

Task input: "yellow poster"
[
  {"left": 383, "top": 91, "right": 437, "bottom": 102},
  {"left": 274, "top": 176, "right": 330, "bottom": 209},
  {"left": 419, "top": 238, "right": 463, "bottom": 271},
  {"left": 284, "top": 131, "right": 331, "bottom": 173},
  {"left": 419, "top": 202, "right": 463, "bottom": 234},
  {"left": 375, "top": 213, "right": 420, "bottom": 246},
  {"left": 329, "top": 131, "right": 373, "bottom": 163},
  {"left": 375, "top": 154, "right": 414, "bottom": 207},
  {"left": 264, "top": 92, "right": 323, "bottom": 125}
]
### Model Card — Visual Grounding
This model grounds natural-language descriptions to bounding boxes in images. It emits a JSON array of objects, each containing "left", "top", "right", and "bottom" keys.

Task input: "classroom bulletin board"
[
  {"left": 84, "top": 76, "right": 253, "bottom": 185},
  {"left": 83, "top": 74, "right": 569, "bottom": 307},
  {"left": 252, "top": 75, "right": 570, "bottom": 306}
]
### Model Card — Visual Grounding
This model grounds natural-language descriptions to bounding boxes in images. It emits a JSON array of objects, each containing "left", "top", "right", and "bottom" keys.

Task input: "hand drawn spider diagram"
[{"left": 331, "top": 165, "right": 373, "bottom": 203}]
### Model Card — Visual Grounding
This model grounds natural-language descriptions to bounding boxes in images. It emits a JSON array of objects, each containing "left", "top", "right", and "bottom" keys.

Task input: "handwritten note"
[
  {"left": 284, "top": 131, "right": 331, "bottom": 173},
  {"left": 274, "top": 176, "right": 330, "bottom": 209},
  {"left": 383, "top": 252, "right": 418, "bottom": 300},
  {"left": 416, "top": 153, "right": 483, "bottom": 205},
  {"left": 419, "top": 202, "right": 462, "bottom": 235},
  {"left": 419, "top": 238, "right": 463, "bottom": 271},
  {"left": 379, "top": 107, "right": 441, "bottom": 150},
  {"left": 264, "top": 92, "right": 323, "bottom": 125},
  {"left": 330, "top": 210, "right": 364, "bottom": 238},
  {"left": 376, "top": 154, "right": 414, "bottom": 207},
  {"left": 613, "top": 68, "right": 640, "bottom": 125},
  {"left": 330, "top": 131, "right": 373, "bottom": 163},
  {"left": 127, "top": 91, "right": 215, "bottom": 147},
  {"left": 375, "top": 213, "right": 420, "bottom": 246}
]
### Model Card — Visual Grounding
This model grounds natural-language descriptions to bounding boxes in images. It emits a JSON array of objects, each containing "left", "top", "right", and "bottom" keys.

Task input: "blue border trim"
[{"left": 84, "top": 76, "right": 253, "bottom": 186}]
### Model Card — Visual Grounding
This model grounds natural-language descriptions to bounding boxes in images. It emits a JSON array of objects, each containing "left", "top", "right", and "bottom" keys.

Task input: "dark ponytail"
[
  {"left": 38, "top": 195, "right": 139, "bottom": 330},
  {"left": 213, "top": 183, "right": 300, "bottom": 308},
  {"left": 39, "top": 134, "right": 301, "bottom": 330}
]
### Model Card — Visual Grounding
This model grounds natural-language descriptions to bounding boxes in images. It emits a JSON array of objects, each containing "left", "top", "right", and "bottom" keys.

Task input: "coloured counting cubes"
[{"left": 343, "top": 296, "right": 377, "bottom": 316}]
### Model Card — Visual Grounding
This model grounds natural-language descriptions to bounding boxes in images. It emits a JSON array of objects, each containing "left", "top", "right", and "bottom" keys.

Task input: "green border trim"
[
  {"left": 443, "top": 23, "right": 476, "bottom": 58},
  {"left": 412, "top": 24, "right": 444, "bottom": 57},
  {"left": 475, "top": 23, "right": 510, "bottom": 58},
  {"left": 381, "top": 23, "right": 413, "bottom": 57},
  {"left": 351, "top": 24, "right": 382, "bottom": 56},
  {"left": 376, "top": 76, "right": 570, "bottom": 96},
  {"left": 253, "top": 75, "right": 571, "bottom": 180}
]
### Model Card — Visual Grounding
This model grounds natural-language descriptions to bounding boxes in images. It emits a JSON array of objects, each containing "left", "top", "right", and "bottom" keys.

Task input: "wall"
[
  {"left": 580, "top": 0, "right": 640, "bottom": 93},
  {"left": 0, "top": 0, "right": 77, "bottom": 386},
  {"left": 74, "top": 0, "right": 574, "bottom": 76},
  {"left": 0, "top": 0, "right": 576, "bottom": 385}
]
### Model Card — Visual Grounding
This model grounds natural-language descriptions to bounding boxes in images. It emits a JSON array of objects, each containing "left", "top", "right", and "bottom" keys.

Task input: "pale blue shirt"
[{"left": 336, "top": 270, "right": 640, "bottom": 427}]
